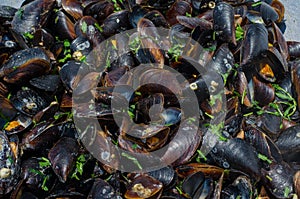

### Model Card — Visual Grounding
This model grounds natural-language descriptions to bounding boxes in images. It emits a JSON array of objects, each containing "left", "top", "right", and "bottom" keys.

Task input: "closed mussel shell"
[
  {"left": 0, "top": 48, "right": 50, "bottom": 84},
  {"left": 11, "top": 87, "right": 48, "bottom": 116},
  {"left": 48, "top": 137, "right": 79, "bottom": 182}
]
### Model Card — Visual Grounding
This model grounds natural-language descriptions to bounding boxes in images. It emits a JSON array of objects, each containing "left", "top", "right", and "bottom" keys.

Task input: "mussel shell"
[
  {"left": 129, "top": 4, "right": 148, "bottom": 28},
  {"left": 261, "top": 162, "right": 294, "bottom": 198},
  {"left": 11, "top": 0, "right": 55, "bottom": 35},
  {"left": 287, "top": 41, "right": 300, "bottom": 59},
  {"left": 177, "top": 15, "right": 212, "bottom": 30},
  {"left": 244, "top": 125, "right": 282, "bottom": 163},
  {"left": 11, "top": 88, "right": 48, "bottom": 116},
  {"left": 0, "top": 5, "right": 17, "bottom": 22},
  {"left": 241, "top": 23, "right": 268, "bottom": 65},
  {"left": 252, "top": 76, "right": 275, "bottom": 107},
  {"left": 275, "top": 125, "right": 300, "bottom": 162},
  {"left": 221, "top": 176, "right": 253, "bottom": 199},
  {"left": 59, "top": 60, "right": 85, "bottom": 92},
  {"left": 166, "top": 0, "right": 192, "bottom": 26},
  {"left": 88, "top": 178, "right": 118, "bottom": 199},
  {"left": 291, "top": 60, "right": 300, "bottom": 111},
  {"left": 70, "top": 36, "right": 93, "bottom": 55},
  {"left": 161, "top": 118, "right": 202, "bottom": 166},
  {"left": 4, "top": 114, "right": 32, "bottom": 135},
  {"left": 22, "top": 122, "right": 61, "bottom": 154},
  {"left": 0, "top": 95, "right": 17, "bottom": 123},
  {"left": 213, "top": 2, "right": 236, "bottom": 44},
  {"left": 29, "top": 75, "right": 61, "bottom": 92},
  {"left": 144, "top": 10, "right": 169, "bottom": 28},
  {"left": 102, "top": 10, "right": 130, "bottom": 37},
  {"left": 125, "top": 175, "right": 163, "bottom": 199},
  {"left": 61, "top": 0, "right": 83, "bottom": 20},
  {"left": 83, "top": 0, "right": 114, "bottom": 23},
  {"left": 49, "top": 10, "right": 76, "bottom": 40},
  {"left": 147, "top": 166, "right": 177, "bottom": 189},
  {"left": 75, "top": 16, "right": 105, "bottom": 47},
  {"left": 0, "top": 47, "right": 51, "bottom": 84},
  {"left": 48, "top": 137, "right": 79, "bottom": 182},
  {"left": 208, "top": 138, "right": 261, "bottom": 180},
  {"left": 0, "top": 132, "right": 20, "bottom": 195}
]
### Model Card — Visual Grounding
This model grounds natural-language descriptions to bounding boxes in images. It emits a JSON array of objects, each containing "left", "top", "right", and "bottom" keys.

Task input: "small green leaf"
[
  {"left": 284, "top": 187, "right": 290, "bottom": 198},
  {"left": 121, "top": 152, "right": 142, "bottom": 170},
  {"left": 64, "top": 40, "right": 70, "bottom": 47},
  {"left": 23, "top": 32, "right": 34, "bottom": 39},
  {"left": 266, "top": 175, "right": 273, "bottom": 181},
  {"left": 81, "top": 21, "right": 88, "bottom": 33},
  {"left": 258, "top": 153, "right": 272, "bottom": 164},
  {"left": 185, "top": 12, "right": 192, "bottom": 17},
  {"left": 94, "top": 22, "right": 103, "bottom": 32},
  {"left": 252, "top": 1, "right": 262, "bottom": 7}
]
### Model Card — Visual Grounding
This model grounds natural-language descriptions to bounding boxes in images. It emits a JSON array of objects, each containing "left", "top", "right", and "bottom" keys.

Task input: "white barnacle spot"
[
  {"left": 5, "top": 41, "right": 15, "bottom": 48},
  {"left": 222, "top": 161, "right": 230, "bottom": 169},
  {"left": 0, "top": 168, "right": 11, "bottom": 178},
  {"left": 190, "top": 83, "right": 198, "bottom": 90},
  {"left": 209, "top": 80, "right": 219, "bottom": 93},
  {"left": 88, "top": 25, "right": 95, "bottom": 33},
  {"left": 116, "top": 18, "right": 120, "bottom": 23},
  {"left": 22, "top": 98, "right": 28, "bottom": 103},
  {"left": 209, "top": 1, "right": 216, "bottom": 9},
  {"left": 296, "top": 132, "right": 300, "bottom": 138},
  {"left": 101, "top": 151, "right": 111, "bottom": 162},
  {"left": 26, "top": 102, "right": 37, "bottom": 110}
]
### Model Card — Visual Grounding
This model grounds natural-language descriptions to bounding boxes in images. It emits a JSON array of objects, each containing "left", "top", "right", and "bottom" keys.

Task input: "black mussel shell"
[
  {"left": 0, "top": 47, "right": 51, "bottom": 84},
  {"left": 11, "top": 88, "right": 48, "bottom": 116},
  {"left": 48, "top": 137, "right": 79, "bottom": 182}
]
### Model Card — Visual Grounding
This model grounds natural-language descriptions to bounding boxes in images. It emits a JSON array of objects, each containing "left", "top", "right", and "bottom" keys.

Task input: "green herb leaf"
[
  {"left": 23, "top": 32, "right": 34, "bottom": 39},
  {"left": 81, "top": 21, "right": 88, "bottom": 33},
  {"left": 121, "top": 152, "right": 142, "bottom": 170},
  {"left": 258, "top": 153, "right": 272, "bottom": 164},
  {"left": 284, "top": 187, "right": 290, "bottom": 198},
  {"left": 235, "top": 24, "right": 244, "bottom": 41}
]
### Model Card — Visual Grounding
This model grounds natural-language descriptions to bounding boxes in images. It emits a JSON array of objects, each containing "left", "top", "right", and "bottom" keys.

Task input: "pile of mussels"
[{"left": 0, "top": 0, "right": 300, "bottom": 198}]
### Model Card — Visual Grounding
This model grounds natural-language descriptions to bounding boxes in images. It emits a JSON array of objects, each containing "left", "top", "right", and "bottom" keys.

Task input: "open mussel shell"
[
  {"left": 4, "top": 114, "right": 32, "bottom": 135},
  {"left": 176, "top": 163, "right": 224, "bottom": 180},
  {"left": 0, "top": 47, "right": 51, "bottom": 84},
  {"left": 182, "top": 171, "right": 214, "bottom": 199},
  {"left": 125, "top": 174, "right": 163, "bottom": 199}
]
